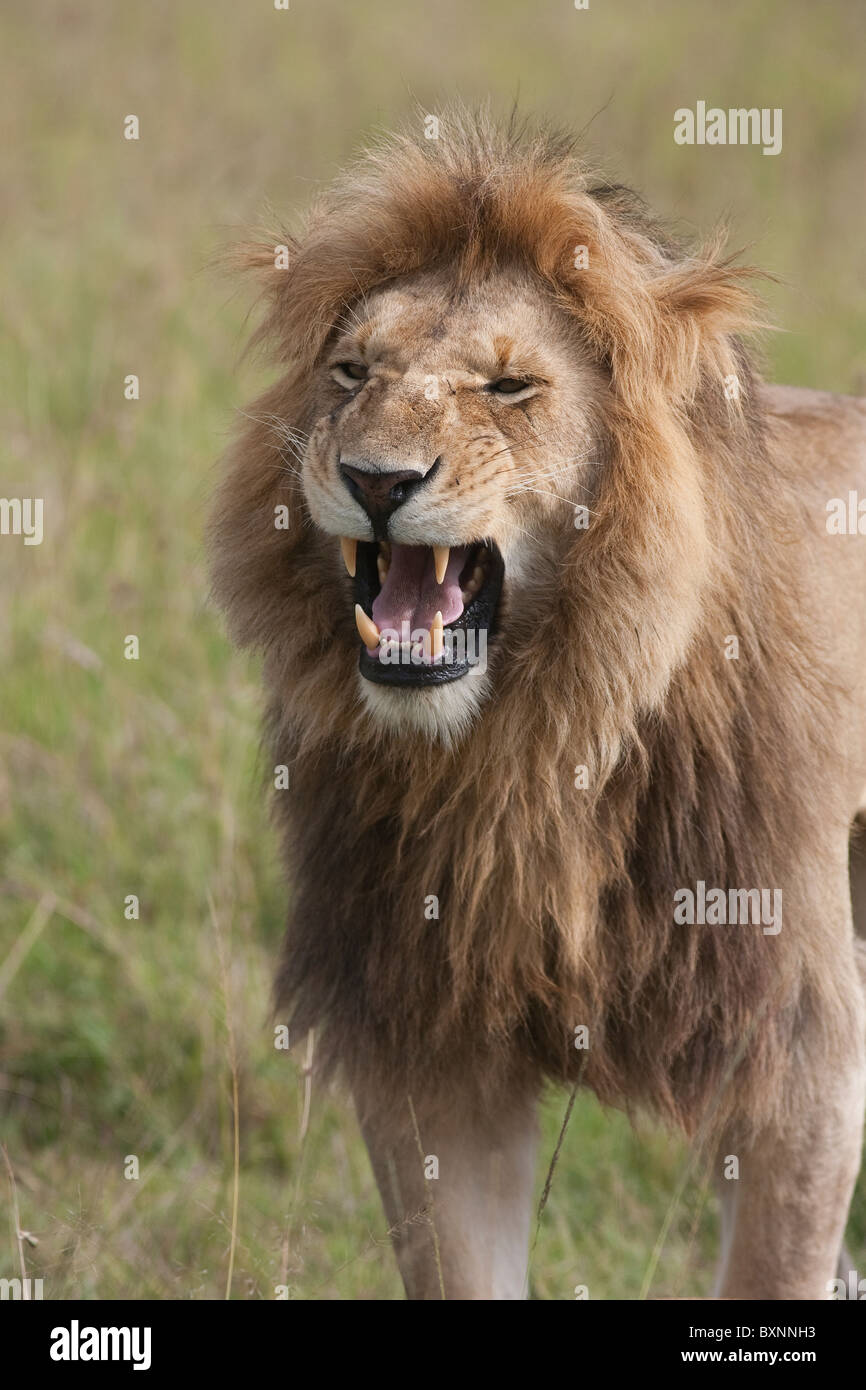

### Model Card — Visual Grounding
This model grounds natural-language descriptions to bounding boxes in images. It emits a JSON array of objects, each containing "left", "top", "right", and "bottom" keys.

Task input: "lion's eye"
[
  {"left": 488, "top": 377, "right": 534, "bottom": 397},
  {"left": 331, "top": 361, "right": 368, "bottom": 389}
]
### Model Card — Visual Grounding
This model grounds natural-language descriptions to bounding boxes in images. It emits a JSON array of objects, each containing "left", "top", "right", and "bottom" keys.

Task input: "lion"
[{"left": 209, "top": 109, "right": 866, "bottom": 1300}]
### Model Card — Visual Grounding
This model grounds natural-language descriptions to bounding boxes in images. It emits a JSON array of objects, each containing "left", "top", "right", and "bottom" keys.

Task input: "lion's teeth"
[
  {"left": 354, "top": 604, "right": 380, "bottom": 647},
  {"left": 376, "top": 555, "right": 388, "bottom": 584},
  {"left": 431, "top": 610, "right": 444, "bottom": 660},
  {"left": 472, "top": 565, "right": 484, "bottom": 587},
  {"left": 341, "top": 537, "right": 357, "bottom": 578},
  {"left": 433, "top": 545, "right": 449, "bottom": 585}
]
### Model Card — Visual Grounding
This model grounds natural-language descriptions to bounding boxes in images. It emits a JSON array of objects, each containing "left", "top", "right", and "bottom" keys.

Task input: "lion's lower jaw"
[{"left": 357, "top": 667, "right": 492, "bottom": 744}]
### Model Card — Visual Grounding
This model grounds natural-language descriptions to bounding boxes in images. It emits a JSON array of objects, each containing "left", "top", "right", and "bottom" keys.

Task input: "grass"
[{"left": 1, "top": 0, "right": 865, "bottom": 1299}]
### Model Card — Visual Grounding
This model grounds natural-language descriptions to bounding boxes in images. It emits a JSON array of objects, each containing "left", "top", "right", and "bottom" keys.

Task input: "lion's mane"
[{"left": 210, "top": 110, "right": 852, "bottom": 1134}]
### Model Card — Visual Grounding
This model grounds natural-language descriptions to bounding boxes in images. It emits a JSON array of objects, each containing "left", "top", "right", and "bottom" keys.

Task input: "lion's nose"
[{"left": 340, "top": 461, "right": 429, "bottom": 534}]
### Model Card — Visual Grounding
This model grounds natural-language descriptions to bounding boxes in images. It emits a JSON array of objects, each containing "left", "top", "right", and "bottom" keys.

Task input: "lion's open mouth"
[{"left": 342, "top": 539, "right": 504, "bottom": 686}]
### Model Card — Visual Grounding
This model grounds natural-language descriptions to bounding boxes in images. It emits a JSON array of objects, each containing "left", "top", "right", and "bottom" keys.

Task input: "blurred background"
[{"left": 2, "top": 0, "right": 865, "bottom": 1300}]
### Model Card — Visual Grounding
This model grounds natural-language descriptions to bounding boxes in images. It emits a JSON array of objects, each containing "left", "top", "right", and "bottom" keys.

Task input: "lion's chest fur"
[{"left": 272, "top": 685, "right": 827, "bottom": 1133}]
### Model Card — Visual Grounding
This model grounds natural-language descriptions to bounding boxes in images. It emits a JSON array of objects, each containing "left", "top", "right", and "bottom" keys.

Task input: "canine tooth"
[
  {"left": 433, "top": 545, "right": 449, "bottom": 585},
  {"left": 341, "top": 537, "right": 357, "bottom": 578},
  {"left": 431, "top": 610, "right": 444, "bottom": 660},
  {"left": 354, "top": 603, "right": 380, "bottom": 647}
]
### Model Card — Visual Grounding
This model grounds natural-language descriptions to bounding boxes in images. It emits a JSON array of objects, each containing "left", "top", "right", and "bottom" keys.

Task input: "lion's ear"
[
  {"left": 548, "top": 198, "right": 764, "bottom": 407},
  {"left": 647, "top": 251, "right": 764, "bottom": 396}
]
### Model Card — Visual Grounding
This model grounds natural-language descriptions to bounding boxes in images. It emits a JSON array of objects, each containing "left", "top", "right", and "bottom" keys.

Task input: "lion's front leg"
[
  {"left": 355, "top": 1077, "right": 539, "bottom": 1300},
  {"left": 714, "top": 1018, "right": 865, "bottom": 1300}
]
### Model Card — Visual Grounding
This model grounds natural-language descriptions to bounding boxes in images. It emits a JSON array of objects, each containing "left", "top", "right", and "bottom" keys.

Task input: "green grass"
[{"left": 1, "top": 0, "right": 865, "bottom": 1299}]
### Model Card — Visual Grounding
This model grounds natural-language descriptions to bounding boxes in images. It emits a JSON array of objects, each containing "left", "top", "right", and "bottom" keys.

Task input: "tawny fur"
[{"left": 209, "top": 109, "right": 863, "bottom": 1151}]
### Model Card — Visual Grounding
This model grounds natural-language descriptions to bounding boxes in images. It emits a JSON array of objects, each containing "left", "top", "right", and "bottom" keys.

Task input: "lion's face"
[
  {"left": 300, "top": 265, "right": 603, "bottom": 736},
  {"left": 213, "top": 119, "right": 753, "bottom": 753}
]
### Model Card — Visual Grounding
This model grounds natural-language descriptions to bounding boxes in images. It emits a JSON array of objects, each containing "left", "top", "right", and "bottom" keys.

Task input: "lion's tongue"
[{"left": 372, "top": 544, "right": 468, "bottom": 635}]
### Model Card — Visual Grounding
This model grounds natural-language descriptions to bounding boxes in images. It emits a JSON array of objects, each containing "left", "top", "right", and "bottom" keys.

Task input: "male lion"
[{"left": 209, "top": 111, "right": 866, "bottom": 1300}]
